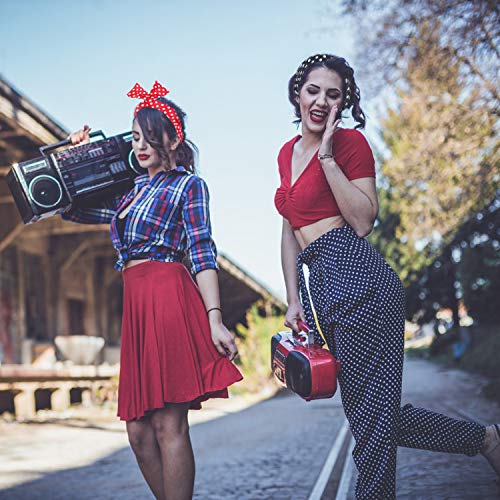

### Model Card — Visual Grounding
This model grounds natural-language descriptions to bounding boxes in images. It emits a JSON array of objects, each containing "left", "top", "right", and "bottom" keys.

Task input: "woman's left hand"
[
  {"left": 318, "top": 105, "right": 341, "bottom": 161},
  {"left": 210, "top": 320, "right": 238, "bottom": 361}
]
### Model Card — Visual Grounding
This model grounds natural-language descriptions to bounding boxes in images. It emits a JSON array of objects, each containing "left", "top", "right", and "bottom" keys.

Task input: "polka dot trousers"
[{"left": 297, "top": 224, "right": 486, "bottom": 500}]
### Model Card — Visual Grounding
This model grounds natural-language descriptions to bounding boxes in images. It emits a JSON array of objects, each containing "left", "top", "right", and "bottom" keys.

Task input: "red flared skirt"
[{"left": 117, "top": 261, "right": 243, "bottom": 421}]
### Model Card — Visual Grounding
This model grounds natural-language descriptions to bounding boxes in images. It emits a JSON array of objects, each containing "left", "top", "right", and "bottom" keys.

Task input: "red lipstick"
[{"left": 310, "top": 110, "right": 327, "bottom": 123}]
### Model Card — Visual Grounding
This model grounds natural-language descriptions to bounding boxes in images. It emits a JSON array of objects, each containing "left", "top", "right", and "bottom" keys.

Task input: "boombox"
[
  {"left": 271, "top": 321, "right": 341, "bottom": 401},
  {"left": 6, "top": 130, "right": 146, "bottom": 224}
]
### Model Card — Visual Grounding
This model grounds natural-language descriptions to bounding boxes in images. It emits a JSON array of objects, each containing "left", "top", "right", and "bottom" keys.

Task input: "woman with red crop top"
[
  {"left": 275, "top": 54, "right": 499, "bottom": 499},
  {"left": 64, "top": 81, "right": 242, "bottom": 500}
]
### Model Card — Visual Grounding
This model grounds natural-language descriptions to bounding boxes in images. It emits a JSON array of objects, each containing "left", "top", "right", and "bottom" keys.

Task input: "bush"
[
  {"left": 231, "top": 305, "right": 285, "bottom": 396},
  {"left": 459, "top": 325, "right": 500, "bottom": 378},
  {"left": 426, "top": 324, "right": 500, "bottom": 403}
]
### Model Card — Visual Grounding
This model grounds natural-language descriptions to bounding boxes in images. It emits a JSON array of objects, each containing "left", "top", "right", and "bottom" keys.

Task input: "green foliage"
[
  {"left": 460, "top": 325, "right": 500, "bottom": 379},
  {"left": 369, "top": 187, "right": 429, "bottom": 286},
  {"left": 340, "top": 0, "right": 499, "bottom": 324},
  {"left": 404, "top": 326, "right": 500, "bottom": 403},
  {"left": 366, "top": 20, "right": 499, "bottom": 324},
  {"left": 458, "top": 231, "right": 500, "bottom": 325},
  {"left": 231, "top": 305, "right": 285, "bottom": 395},
  {"left": 404, "top": 346, "right": 430, "bottom": 359},
  {"left": 403, "top": 200, "right": 500, "bottom": 324},
  {"left": 339, "top": 0, "right": 499, "bottom": 106},
  {"left": 460, "top": 325, "right": 500, "bottom": 403},
  {"left": 378, "top": 32, "right": 497, "bottom": 253}
]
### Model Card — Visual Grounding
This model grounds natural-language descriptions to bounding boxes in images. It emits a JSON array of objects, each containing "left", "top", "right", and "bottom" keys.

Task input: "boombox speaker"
[{"left": 7, "top": 157, "right": 70, "bottom": 224}]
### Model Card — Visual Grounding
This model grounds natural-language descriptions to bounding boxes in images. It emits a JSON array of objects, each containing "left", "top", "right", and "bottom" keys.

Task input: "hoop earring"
[{"left": 127, "top": 150, "right": 147, "bottom": 175}]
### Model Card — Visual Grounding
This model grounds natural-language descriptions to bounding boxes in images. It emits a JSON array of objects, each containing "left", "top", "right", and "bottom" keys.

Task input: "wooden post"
[
  {"left": 61, "top": 240, "right": 91, "bottom": 273},
  {"left": 55, "top": 247, "right": 65, "bottom": 337},
  {"left": 42, "top": 252, "right": 55, "bottom": 341},
  {"left": 16, "top": 248, "right": 26, "bottom": 363},
  {"left": 85, "top": 249, "right": 96, "bottom": 336},
  {"left": 0, "top": 222, "right": 24, "bottom": 254}
]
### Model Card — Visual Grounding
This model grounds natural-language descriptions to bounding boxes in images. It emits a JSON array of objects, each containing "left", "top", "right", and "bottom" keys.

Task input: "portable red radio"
[{"left": 271, "top": 321, "right": 341, "bottom": 401}]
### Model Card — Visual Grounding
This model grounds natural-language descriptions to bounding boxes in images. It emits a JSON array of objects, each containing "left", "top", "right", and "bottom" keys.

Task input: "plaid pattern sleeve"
[
  {"left": 61, "top": 192, "right": 125, "bottom": 225},
  {"left": 182, "top": 176, "right": 218, "bottom": 275}
]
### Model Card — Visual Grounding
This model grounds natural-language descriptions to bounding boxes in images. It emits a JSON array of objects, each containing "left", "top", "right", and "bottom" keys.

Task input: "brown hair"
[
  {"left": 288, "top": 54, "right": 366, "bottom": 129},
  {"left": 134, "top": 97, "right": 198, "bottom": 173}
]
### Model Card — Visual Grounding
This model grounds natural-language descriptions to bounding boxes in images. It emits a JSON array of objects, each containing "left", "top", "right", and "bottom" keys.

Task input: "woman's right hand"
[
  {"left": 68, "top": 125, "right": 91, "bottom": 146},
  {"left": 284, "top": 301, "right": 306, "bottom": 332}
]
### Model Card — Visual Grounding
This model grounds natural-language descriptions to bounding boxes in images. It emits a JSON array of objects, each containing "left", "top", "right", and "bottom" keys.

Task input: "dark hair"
[
  {"left": 134, "top": 97, "right": 198, "bottom": 173},
  {"left": 288, "top": 54, "right": 366, "bottom": 129}
]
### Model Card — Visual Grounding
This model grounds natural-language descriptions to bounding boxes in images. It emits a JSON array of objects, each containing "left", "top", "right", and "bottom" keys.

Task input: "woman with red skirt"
[{"left": 63, "top": 81, "right": 243, "bottom": 499}]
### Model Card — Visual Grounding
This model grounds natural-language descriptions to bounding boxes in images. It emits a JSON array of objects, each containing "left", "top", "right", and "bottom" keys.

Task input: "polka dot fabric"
[
  {"left": 297, "top": 224, "right": 485, "bottom": 499},
  {"left": 127, "top": 81, "right": 184, "bottom": 141}
]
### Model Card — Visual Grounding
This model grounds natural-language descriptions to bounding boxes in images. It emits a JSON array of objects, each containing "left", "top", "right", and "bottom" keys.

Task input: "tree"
[
  {"left": 391, "top": 193, "right": 500, "bottom": 325},
  {"left": 370, "top": 21, "right": 497, "bottom": 268},
  {"left": 335, "top": 0, "right": 499, "bottom": 325},
  {"left": 456, "top": 199, "right": 500, "bottom": 324},
  {"left": 364, "top": 21, "right": 498, "bottom": 324},
  {"left": 339, "top": 0, "right": 499, "bottom": 106}
]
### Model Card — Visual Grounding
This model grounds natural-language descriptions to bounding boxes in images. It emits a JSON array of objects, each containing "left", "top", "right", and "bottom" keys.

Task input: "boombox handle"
[
  {"left": 296, "top": 320, "right": 315, "bottom": 345},
  {"left": 39, "top": 130, "right": 107, "bottom": 157}
]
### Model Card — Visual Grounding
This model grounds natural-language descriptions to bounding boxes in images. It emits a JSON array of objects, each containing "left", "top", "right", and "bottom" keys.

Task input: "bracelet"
[
  {"left": 318, "top": 153, "right": 334, "bottom": 161},
  {"left": 207, "top": 307, "right": 222, "bottom": 315}
]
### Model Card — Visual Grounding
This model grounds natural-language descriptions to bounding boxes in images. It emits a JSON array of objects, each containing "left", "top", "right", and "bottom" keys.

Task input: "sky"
[{"left": 0, "top": 0, "right": 380, "bottom": 300}]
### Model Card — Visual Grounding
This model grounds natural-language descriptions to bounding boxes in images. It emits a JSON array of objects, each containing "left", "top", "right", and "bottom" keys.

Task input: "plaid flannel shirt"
[{"left": 62, "top": 167, "right": 218, "bottom": 274}]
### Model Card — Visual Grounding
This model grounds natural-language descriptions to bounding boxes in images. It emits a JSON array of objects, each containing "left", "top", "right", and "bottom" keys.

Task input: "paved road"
[
  {"left": 1, "top": 358, "right": 499, "bottom": 499},
  {"left": 346, "top": 359, "right": 500, "bottom": 499}
]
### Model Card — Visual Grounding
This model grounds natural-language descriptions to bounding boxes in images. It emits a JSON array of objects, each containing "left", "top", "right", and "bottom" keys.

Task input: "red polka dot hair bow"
[{"left": 127, "top": 81, "right": 184, "bottom": 141}]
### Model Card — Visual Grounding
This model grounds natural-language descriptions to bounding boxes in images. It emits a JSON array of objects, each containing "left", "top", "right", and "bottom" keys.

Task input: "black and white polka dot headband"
[{"left": 293, "top": 54, "right": 352, "bottom": 109}]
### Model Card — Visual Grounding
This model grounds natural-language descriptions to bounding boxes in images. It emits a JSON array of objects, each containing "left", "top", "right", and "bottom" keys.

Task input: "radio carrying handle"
[
  {"left": 39, "top": 130, "right": 107, "bottom": 157},
  {"left": 295, "top": 320, "right": 314, "bottom": 346},
  {"left": 301, "top": 264, "right": 328, "bottom": 346},
  {"left": 297, "top": 320, "right": 310, "bottom": 332}
]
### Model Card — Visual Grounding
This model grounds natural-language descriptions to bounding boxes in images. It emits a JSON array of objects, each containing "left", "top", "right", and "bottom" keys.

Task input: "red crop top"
[{"left": 274, "top": 128, "right": 375, "bottom": 229}]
